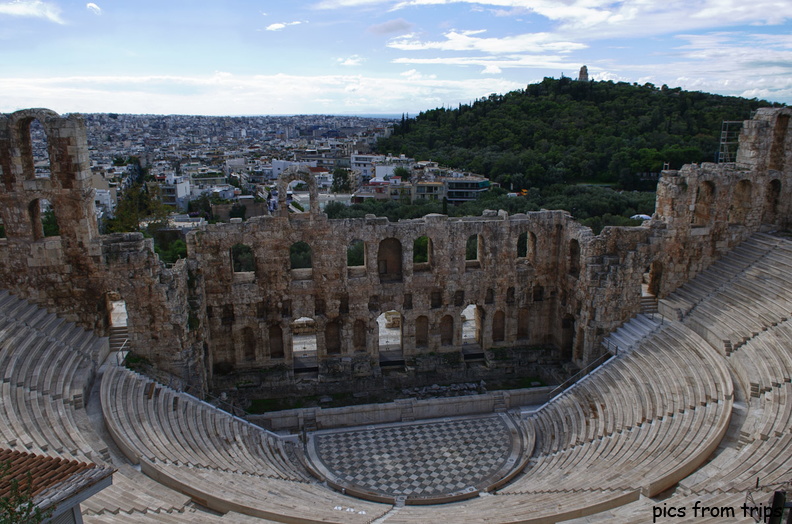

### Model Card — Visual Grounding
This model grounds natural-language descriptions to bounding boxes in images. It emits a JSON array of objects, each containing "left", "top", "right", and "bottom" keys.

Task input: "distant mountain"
[{"left": 376, "top": 77, "right": 779, "bottom": 189}]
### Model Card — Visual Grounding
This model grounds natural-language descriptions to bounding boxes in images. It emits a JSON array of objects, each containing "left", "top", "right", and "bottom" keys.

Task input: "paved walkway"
[{"left": 306, "top": 414, "right": 524, "bottom": 503}]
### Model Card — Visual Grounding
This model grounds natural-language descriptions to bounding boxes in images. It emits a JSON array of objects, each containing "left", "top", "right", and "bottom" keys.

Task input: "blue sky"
[{"left": 1, "top": 0, "right": 791, "bottom": 115}]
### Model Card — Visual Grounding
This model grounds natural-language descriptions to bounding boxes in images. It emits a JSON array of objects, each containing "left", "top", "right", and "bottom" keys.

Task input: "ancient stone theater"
[{"left": 0, "top": 107, "right": 790, "bottom": 522}]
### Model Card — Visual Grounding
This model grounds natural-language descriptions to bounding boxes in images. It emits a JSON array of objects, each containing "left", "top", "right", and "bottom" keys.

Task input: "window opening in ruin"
[
  {"left": 769, "top": 113, "right": 789, "bottom": 171},
  {"left": 377, "top": 310, "right": 403, "bottom": 365},
  {"left": 377, "top": 238, "right": 402, "bottom": 283},
  {"left": 269, "top": 324, "right": 284, "bottom": 359},
  {"left": 492, "top": 310, "right": 505, "bottom": 343},
  {"left": 347, "top": 240, "right": 365, "bottom": 267},
  {"left": 517, "top": 232, "right": 528, "bottom": 258},
  {"left": 29, "top": 199, "right": 59, "bottom": 240},
  {"left": 291, "top": 317, "right": 317, "bottom": 373},
  {"left": 430, "top": 290, "right": 442, "bottom": 309},
  {"left": 465, "top": 234, "right": 482, "bottom": 268},
  {"left": 242, "top": 327, "right": 257, "bottom": 362},
  {"left": 231, "top": 243, "right": 255, "bottom": 273},
  {"left": 728, "top": 179, "right": 752, "bottom": 225},
  {"left": 290, "top": 241, "right": 312, "bottom": 269},
  {"left": 644, "top": 261, "right": 663, "bottom": 298},
  {"left": 286, "top": 179, "right": 309, "bottom": 214},
  {"left": 517, "top": 307, "right": 530, "bottom": 340},
  {"left": 568, "top": 239, "right": 580, "bottom": 278},
  {"left": 415, "top": 315, "right": 429, "bottom": 348},
  {"left": 765, "top": 179, "right": 782, "bottom": 223},
  {"left": 439, "top": 315, "right": 454, "bottom": 346},
  {"left": 692, "top": 181, "right": 716, "bottom": 227},
  {"left": 413, "top": 236, "right": 432, "bottom": 271},
  {"left": 461, "top": 304, "right": 482, "bottom": 347},
  {"left": 353, "top": 319, "right": 367, "bottom": 352},
  {"left": 485, "top": 288, "right": 494, "bottom": 304},
  {"left": 532, "top": 285, "right": 544, "bottom": 302},
  {"left": 325, "top": 319, "right": 342, "bottom": 355},
  {"left": 26, "top": 119, "right": 51, "bottom": 179}
]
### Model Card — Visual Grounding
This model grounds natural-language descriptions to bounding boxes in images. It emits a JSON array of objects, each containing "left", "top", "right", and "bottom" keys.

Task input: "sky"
[{"left": 0, "top": 0, "right": 791, "bottom": 115}]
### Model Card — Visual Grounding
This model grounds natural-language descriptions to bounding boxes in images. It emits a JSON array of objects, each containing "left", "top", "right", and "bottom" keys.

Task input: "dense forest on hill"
[{"left": 376, "top": 77, "right": 777, "bottom": 189}]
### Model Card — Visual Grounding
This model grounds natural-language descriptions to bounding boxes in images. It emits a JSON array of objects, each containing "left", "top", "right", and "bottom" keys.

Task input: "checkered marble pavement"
[{"left": 307, "top": 414, "right": 522, "bottom": 502}]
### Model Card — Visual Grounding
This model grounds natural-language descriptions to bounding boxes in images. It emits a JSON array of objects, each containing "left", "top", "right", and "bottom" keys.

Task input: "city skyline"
[{"left": 1, "top": 0, "right": 791, "bottom": 116}]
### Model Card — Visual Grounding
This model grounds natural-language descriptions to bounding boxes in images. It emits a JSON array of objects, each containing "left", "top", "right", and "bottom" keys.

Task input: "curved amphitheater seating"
[
  {"left": 2, "top": 232, "right": 792, "bottom": 523},
  {"left": 101, "top": 364, "right": 393, "bottom": 522},
  {"left": 0, "top": 291, "right": 276, "bottom": 522}
]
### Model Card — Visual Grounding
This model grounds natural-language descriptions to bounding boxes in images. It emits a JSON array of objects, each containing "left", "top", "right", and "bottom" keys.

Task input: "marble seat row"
[
  {"left": 101, "top": 364, "right": 308, "bottom": 481},
  {"left": 659, "top": 234, "right": 782, "bottom": 316},
  {"left": 577, "top": 234, "right": 792, "bottom": 522},
  {"left": 0, "top": 295, "right": 104, "bottom": 458}
]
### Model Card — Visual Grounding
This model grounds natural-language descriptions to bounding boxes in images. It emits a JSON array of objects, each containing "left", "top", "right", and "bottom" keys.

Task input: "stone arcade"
[{"left": 0, "top": 107, "right": 789, "bottom": 396}]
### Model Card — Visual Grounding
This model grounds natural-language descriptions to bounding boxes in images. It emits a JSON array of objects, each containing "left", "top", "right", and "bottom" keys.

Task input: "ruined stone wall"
[
  {"left": 189, "top": 209, "right": 575, "bottom": 381},
  {"left": 0, "top": 107, "right": 789, "bottom": 392}
]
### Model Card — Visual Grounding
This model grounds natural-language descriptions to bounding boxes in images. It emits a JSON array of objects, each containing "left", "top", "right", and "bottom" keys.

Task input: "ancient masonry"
[{"left": 0, "top": 107, "right": 789, "bottom": 394}]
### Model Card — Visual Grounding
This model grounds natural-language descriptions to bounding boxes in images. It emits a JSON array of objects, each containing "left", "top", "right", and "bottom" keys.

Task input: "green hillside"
[{"left": 377, "top": 77, "right": 778, "bottom": 189}]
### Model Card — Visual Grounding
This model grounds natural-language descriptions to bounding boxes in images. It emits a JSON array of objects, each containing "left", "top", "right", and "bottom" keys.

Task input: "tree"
[
  {"left": 331, "top": 168, "right": 351, "bottom": 193},
  {"left": 0, "top": 460, "right": 51, "bottom": 524},
  {"left": 393, "top": 166, "right": 411, "bottom": 181}
]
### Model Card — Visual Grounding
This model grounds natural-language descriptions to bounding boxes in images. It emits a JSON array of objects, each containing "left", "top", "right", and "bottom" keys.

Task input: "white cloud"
[
  {"left": 315, "top": 0, "right": 792, "bottom": 40},
  {"left": 393, "top": 54, "right": 579, "bottom": 73},
  {"left": 338, "top": 55, "right": 364, "bottom": 66},
  {"left": 0, "top": 72, "right": 524, "bottom": 115},
  {"left": 367, "top": 18, "right": 413, "bottom": 35},
  {"left": 388, "top": 29, "right": 586, "bottom": 54},
  {"left": 265, "top": 21, "right": 303, "bottom": 31},
  {"left": 0, "top": 0, "right": 64, "bottom": 24},
  {"left": 86, "top": 2, "right": 101, "bottom": 15}
]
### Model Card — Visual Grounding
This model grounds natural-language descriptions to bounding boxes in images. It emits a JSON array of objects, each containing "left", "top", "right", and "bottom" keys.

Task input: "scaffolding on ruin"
[{"left": 718, "top": 120, "right": 744, "bottom": 163}]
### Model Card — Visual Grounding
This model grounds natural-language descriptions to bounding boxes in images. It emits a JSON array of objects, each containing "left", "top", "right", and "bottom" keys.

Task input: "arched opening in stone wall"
[
  {"left": 415, "top": 315, "right": 429, "bottom": 348},
  {"left": 769, "top": 113, "right": 789, "bottom": 171},
  {"left": 692, "top": 181, "right": 716, "bottom": 226},
  {"left": 29, "top": 199, "right": 59, "bottom": 240},
  {"left": 647, "top": 261, "right": 663, "bottom": 298},
  {"left": 241, "top": 327, "right": 257, "bottom": 362},
  {"left": 18, "top": 118, "right": 51, "bottom": 180},
  {"left": 492, "top": 310, "right": 505, "bottom": 343},
  {"left": 764, "top": 179, "right": 782, "bottom": 224},
  {"left": 377, "top": 238, "right": 402, "bottom": 283},
  {"left": 377, "top": 310, "right": 403, "bottom": 365},
  {"left": 517, "top": 307, "right": 530, "bottom": 340},
  {"left": 231, "top": 243, "right": 255, "bottom": 273},
  {"left": 728, "top": 179, "right": 753, "bottom": 225},
  {"left": 461, "top": 304, "right": 482, "bottom": 347},
  {"left": 518, "top": 231, "right": 537, "bottom": 262},
  {"left": 440, "top": 315, "right": 454, "bottom": 346},
  {"left": 568, "top": 239, "right": 580, "bottom": 278},
  {"left": 325, "top": 319, "right": 342, "bottom": 355},
  {"left": 517, "top": 232, "right": 528, "bottom": 258},
  {"left": 105, "top": 292, "right": 128, "bottom": 328},
  {"left": 290, "top": 241, "right": 312, "bottom": 269},
  {"left": 347, "top": 239, "right": 365, "bottom": 267},
  {"left": 413, "top": 235, "right": 432, "bottom": 271},
  {"left": 291, "top": 317, "right": 318, "bottom": 373},
  {"left": 269, "top": 324, "right": 284, "bottom": 359},
  {"left": 353, "top": 319, "right": 367, "bottom": 352},
  {"left": 465, "top": 234, "right": 482, "bottom": 269}
]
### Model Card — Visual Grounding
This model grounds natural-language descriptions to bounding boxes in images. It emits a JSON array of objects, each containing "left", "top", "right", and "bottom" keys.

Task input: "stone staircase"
[
  {"left": 640, "top": 294, "right": 658, "bottom": 314},
  {"left": 109, "top": 325, "right": 129, "bottom": 353}
]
